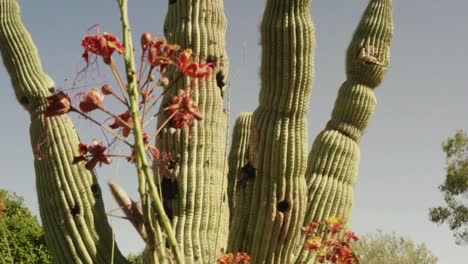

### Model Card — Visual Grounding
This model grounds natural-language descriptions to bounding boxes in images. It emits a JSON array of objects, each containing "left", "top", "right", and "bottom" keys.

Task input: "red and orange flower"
[{"left": 82, "top": 32, "right": 125, "bottom": 64}]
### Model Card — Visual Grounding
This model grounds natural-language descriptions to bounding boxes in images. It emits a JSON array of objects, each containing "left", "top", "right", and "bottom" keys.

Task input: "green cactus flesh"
[
  {"left": 0, "top": 0, "right": 127, "bottom": 263},
  {"left": 158, "top": 0, "right": 230, "bottom": 263},
  {"left": 295, "top": 0, "right": 393, "bottom": 263},
  {"left": 228, "top": 0, "right": 315, "bottom": 263}
]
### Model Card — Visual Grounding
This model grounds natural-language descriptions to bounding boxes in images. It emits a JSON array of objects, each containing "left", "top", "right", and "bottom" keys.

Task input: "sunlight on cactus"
[{"left": 0, "top": 0, "right": 393, "bottom": 263}]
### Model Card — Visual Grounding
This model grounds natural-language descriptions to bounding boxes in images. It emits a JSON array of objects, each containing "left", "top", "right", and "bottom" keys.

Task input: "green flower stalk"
[{"left": 0, "top": 0, "right": 127, "bottom": 263}]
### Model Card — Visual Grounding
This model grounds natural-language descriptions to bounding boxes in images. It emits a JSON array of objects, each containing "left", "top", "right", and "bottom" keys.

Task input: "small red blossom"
[
  {"left": 217, "top": 252, "right": 251, "bottom": 264},
  {"left": 82, "top": 32, "right": 125, "bottom": 64},
  {"left": 234, "top": 252, "right": 251, "bottom": 264},
  {"left": 44, "top": 91, "right": 72, "bottom": 117},
  {"left": 85, "top": 140, "right": 111, "bottom": 170},
  {"left": 344, "top": 232, "right": 359, "bottom": 243},
  {"left": 165, "top": 90, "right": 202, "bottom": 128},
  {"left": 109, "top": 111, "right": 134, "bottom": 137},
  {"left": 301, "top": 220, "right": 321, "bottom": 237},
  {"left": 217, "top": 253, "right": 233, "bottom": 264},
  {"left": 324, "top": 244, "right": 356, "bottom": 264},
  {"left": 175, "top": 49, "right": 214, "bottom": 80},
  {"left": 79, "top": 88, "right": 105, "bottom": 113},
  {"left": 142, "top": 33, "right": 180, "bottom": 72},
  {"left": 73, "top": 142, "right": 90, "bottom": 164},
  {"left": 305, "top": 236, "right": 322, "bottom": 252},
  {"left": 73, "top": 140, "right": 111, "bottom": 170},
  {"left": 327, "top": 217, "right": 345, "bottom": 234}
]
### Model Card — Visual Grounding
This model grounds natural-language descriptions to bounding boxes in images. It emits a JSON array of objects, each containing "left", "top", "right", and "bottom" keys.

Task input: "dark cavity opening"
[
  {"left": 20, "top": 96, "right": 29, "bottom": 107},
  {"left": 161, "top": 177, "right": 179, "bottom": 200},
  {"left": 70, "top": 203, "right": 81, "bottom": 216},
  {"left": 237, "top": 162, "right": 256, "bottom": 190},
  {"left": 277, "top": 200, "right": 289, "bottom": 213}
]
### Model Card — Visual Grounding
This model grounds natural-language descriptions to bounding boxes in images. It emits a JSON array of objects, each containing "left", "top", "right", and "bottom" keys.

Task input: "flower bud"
[
  {"left": 141, "top": 32, "right": 152, "bottom": 50},
  {"left": 101, "top": 84, "right": 113, "bottom": 95},
  {"left": 158, "top": 76, "right": 170, "bottom": 87}
]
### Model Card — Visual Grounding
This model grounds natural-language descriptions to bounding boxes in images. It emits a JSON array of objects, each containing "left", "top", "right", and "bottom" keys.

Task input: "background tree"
[
  {"left": 429, "top": 130, "right": 468, "bottom": 245},
  {"left": 0, "top": 189, "right": 53, "bottom": 264},
  {"left": 352, "top": 231, "right": 437, "bottom": 264}
]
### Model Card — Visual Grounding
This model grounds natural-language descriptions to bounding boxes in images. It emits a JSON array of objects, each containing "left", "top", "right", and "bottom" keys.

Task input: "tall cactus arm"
[
  {"left": 295, "top": 0, "right": 393, "bottom": 262},
  {"left": 227, "top": 113, "right": 253, "bottom": 248},
  {"left": 0, "top": 0, "right": 127, "bottom": 263},
  {"left": 159, "top": 0, "right": 230, "bottom": 263},
  {"left": 228, "top": 0, "right": 315, "bottom": 263}
]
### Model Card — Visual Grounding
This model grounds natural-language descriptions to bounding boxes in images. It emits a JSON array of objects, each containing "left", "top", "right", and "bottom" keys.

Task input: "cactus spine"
[{"left": 0, "top": 0, "right": 127, "bottom": 263}]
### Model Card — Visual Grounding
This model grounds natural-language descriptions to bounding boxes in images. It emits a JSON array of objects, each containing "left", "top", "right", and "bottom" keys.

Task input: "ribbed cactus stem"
[
  {"left": 160, "top": 1, "right": 229, "bottom": 263},
  {"left": 228, "top": 0, "right": 315, "bottom": 263},
  {"left": 227, "top": 113, "right": 253, "bottom": 249},
  {"left": 0, "top": 0, "right": 127, "bottom": 263},
  {"left": 295, "top": 1, "right": 393, "bottom": 263}
]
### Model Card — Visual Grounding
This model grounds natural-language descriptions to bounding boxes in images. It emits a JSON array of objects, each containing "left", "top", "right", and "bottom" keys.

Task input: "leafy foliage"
[
  {"left": 429, "top": 130, "right": 468, "bottom": 245},
  {"left": 127, "top": 252, "right": 144, "bottom": 264},
  {"left": 351, "top": 231, "right": 437, "bottom": 264},
  {"left": 0, "top": 189, "right": 53, "bottom": 263}
]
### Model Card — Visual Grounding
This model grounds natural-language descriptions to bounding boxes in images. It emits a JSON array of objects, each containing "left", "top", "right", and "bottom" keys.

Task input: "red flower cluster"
[
  {"left": 165, "top": 90, "right": 203, "bottom": 128},
  {"left": 302, "top": 217, "right": 359, "bottom": 264},
  {"left": 316, "top": 239, "right": 358, "bottom": 264},
  {"left": 174, "top": 49, "right": 214, "bottom": 80},
  {"left": 73, "top": 140, "right": 111, "bottom": 170},
  {"left": 44, "top": 91, "right": 72, "bottom": 117},
  {"left": 217, "top": 252, "right": 251, "bottom": 264},
  {"left": 82, "top": 32, "right": 125, "bottom": 64},
  {"left": 141, "top": 32, "right": 180, "bottom": 73}
]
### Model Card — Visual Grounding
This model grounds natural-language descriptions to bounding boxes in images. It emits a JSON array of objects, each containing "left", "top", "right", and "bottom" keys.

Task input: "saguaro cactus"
[
  {"left": 0, "top": 0, "right": 127, "bottom": 263},
  {"left": 227, "top": 0, "right": 393, "bottom": 263},
  {"left": 1, "top": 0, "right": 393, "bottom": 263},
  {"left": 158, "top": 1, "right": 230, "bottom": 263}
]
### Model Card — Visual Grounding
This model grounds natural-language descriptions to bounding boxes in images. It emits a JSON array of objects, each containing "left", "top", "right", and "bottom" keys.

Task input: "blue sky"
[{"left": 1, "top": 0, "right": 468, "bottom": 263}]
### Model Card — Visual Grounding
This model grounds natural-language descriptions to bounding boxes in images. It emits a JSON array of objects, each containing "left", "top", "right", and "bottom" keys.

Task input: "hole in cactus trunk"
[
  {"left": 169, "top": 0, "right": 176, "bottom": 4},
  {"left": 277, "top": 200, "right": 289, "bottom": 213},
  {"left": 70, "top": 203, "right": 81, "bottom": 216},
  {"left": 20, "top": 96, "right": 29, "bottom": 107},
  {"left": 164, "top": 201, "right": 173, "bottom": 221},
  {"left": 237, "top": 162, "right": 256, "bottom": 190},
  {"left": 161, "top": 177, "right": 179, "bottom": 200}
]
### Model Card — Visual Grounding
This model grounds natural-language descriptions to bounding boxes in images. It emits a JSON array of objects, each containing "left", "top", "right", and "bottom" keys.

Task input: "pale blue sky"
[{"left": 1, "top": 0, "right": 468, "bottom": 263}]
